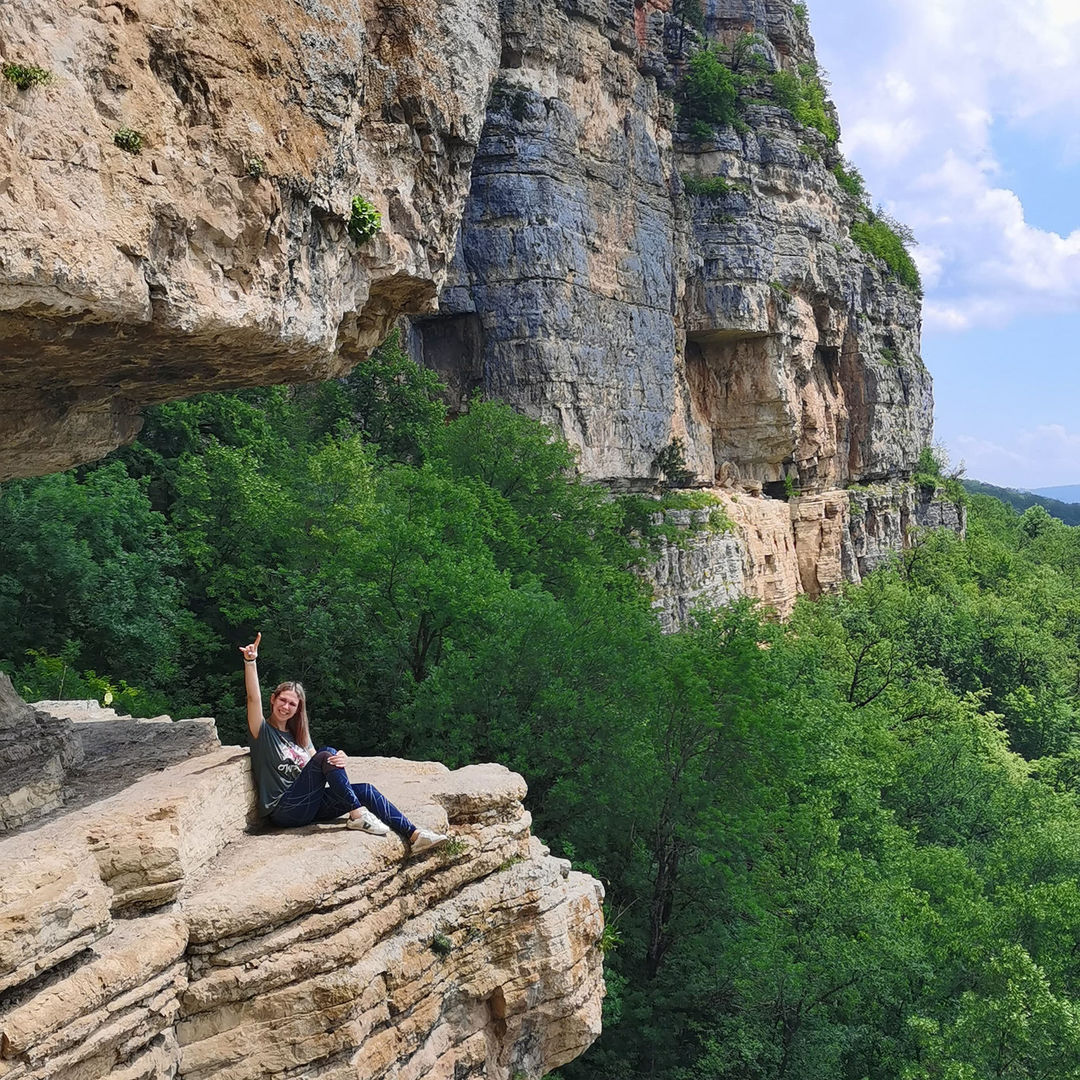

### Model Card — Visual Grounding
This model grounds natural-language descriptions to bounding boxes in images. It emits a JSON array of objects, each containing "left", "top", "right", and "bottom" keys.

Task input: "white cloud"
[
  {"left": 922, "top": 302, "right": 970, "bottom": 331},
  {"left": 952, "top": 425, "right": 1080, "bottom": 488},
  {"left": 813, "top": 0, "right": 1080, "bottom": 331},
  {"left": 914, "top": 244, "right": 946, "bottom": 290}
]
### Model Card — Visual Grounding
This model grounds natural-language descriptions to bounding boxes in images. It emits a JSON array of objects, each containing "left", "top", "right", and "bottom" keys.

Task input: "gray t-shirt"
[{"left": 250, "top": 721, "right": 313, "bottom": 816}]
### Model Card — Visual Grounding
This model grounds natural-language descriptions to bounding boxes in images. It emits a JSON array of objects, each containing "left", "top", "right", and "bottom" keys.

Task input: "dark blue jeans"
[{"left": 269, "top": 748, "right": 416, "bottom": 836}]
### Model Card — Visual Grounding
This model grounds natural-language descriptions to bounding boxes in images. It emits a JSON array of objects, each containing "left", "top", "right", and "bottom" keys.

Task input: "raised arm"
[{"left": 239, "top": 632, "right": 264, "bottom": 740}]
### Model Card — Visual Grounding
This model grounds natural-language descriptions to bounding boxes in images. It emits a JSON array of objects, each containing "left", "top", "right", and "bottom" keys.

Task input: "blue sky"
[{"left": 808, "top": 0, "right": 1080, "bottom": 489}]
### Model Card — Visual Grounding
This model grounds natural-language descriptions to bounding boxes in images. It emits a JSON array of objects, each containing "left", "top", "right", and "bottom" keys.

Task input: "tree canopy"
[{"left": 6, "top": 337, "right": 1080, "bottom": 1078}]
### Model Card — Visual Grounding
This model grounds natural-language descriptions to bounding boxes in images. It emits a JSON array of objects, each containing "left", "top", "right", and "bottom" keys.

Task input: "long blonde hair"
[{"left": 271, "top": 681, "right": 311, "bottom": 748}]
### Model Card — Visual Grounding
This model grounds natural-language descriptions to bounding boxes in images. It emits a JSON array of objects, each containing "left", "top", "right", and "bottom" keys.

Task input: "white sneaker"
[
  {"left": 410, "top": 828, "right": 449, "bottom": 854},
  {"left": 346, "top": 808, "right": 389, "bottom": 836}
]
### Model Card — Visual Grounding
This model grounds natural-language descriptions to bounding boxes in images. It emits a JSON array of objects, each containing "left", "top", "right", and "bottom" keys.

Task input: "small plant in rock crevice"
[
  {"left": 681, "top": 175, "right": 740, "bottom": 198},
  {"left": 599, "top": 921, "right": 622, "bottom": 955},
  {"left": 491, "top": 79, "right": 532, "bottom": 122},
  {"left": 770, "top": 62, "right": 837, "bottom": 143},
  {"left": 653, "top": 437, "right": 696, "bottom": 489},
  {"left": 347, "top": 194, "right": 381, "bottom": 245},
  {"left": 113, "top": 126, "right": 145, "bottom": 155},
  {"left": 678, "top": 46, "right": 740, "bottom": 130},
  {"left": 833, "top": 158, "right": 866, "bottom": 202},
  {"left": 850, "top": 209, "right": 921, "bottom": 293},
  {"left": 913, "top": 444, "right": 966, "bottom": 503},
  {"left": 598, "top": 904, "right": 623, "bottom": 955},
  {"left": 672, "top": 0, "right": 705, "bottom": 56},
  {"left": 246, "top": 157, "right": 266, "bottom": 180},
  {"left": 429, "top": 932, "right": 453, "bottom": 957},
  {"left": 688, "top": 118, "right": 714, "bottom": 143},
  {"left": 2, "top": 62, "right": 51, "bottom": 91}
]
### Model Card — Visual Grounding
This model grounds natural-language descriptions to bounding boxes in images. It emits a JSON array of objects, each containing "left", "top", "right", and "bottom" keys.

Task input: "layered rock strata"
[
  {"left": 645, "top": 483, "right": 967, "bottom": 626},
  {"left": 404, "top": 0, "right": 949, "bottom": 618},
  {"left": 0, "top": 675, "right": 83, "bottom": 832},
  {"left": 3, "top": 0, "right": 952, "bottom": 620},
  {"left": 0, "top": 711, "right": 605, "bottom": 1079},
  {"left": 0, "top": 679, "right": 222, "bottom": 833},
  {"left": 0, "top": 0, "right": 502, "bottom": 479},
  {"left": 410, "top": 0, "right": 932, "bottom": 496},
  {"left": 3, "top": 0, "right": 932, "bottom": 495},
  {"left": 646, "top": 508, "right": 746, "bottom": 632}
]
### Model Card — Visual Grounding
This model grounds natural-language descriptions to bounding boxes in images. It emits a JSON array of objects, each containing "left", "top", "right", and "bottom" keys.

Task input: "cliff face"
[
  {"left": 645, "top": 484, "right": 967, "bottom": 625},
  {"left": 0, "top": 684, "right": 605, "bottom": 1080},
  {"left": 0, "top": 0, "right": 500, "bottom": 479},
  {"left": 408, "top": 0, "right": 932, "bottom": 493},
  {"left": 2, "top": 0, "right": 948, "bottom": 604},
  {"left": 405, "top": 0, "right": 946, "bottom": 610}
]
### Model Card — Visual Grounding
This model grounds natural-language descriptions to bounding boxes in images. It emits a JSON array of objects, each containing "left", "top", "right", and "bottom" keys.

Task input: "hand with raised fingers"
[{"left": 240, "top": 631, "right": 262, "bottom": 663}]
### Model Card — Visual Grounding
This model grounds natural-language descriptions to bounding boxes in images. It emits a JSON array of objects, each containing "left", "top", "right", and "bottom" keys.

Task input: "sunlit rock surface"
[
  {"left": 644, "top": 483, "right": 967, "bottom": 625},
  {"left": 2, "top": 0, "right": 955, "bottom": 619},
  {"left": 410, "top": 0, "right": 932, "bottom": 494},
  {"left": 0, "top": 703, "right": 605, "bottom": 1080},
  {"left": 0, "top": 0, "right": 501, "bottom": 479}
]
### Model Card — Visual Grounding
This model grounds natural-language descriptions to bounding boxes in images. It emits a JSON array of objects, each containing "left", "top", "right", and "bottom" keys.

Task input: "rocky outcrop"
[
  {"left": 0, "top": 0, "right": 931, "bottom": 499},
  {"left": 0, "top": 675, "right": 83, "bottom": 832},
  {"left": 0, "top": 0, "right": 502, "bottom": 479},
  {"left": 409, "top": 0, "right": 932, "bottom": 496},
  {"left": 408, "top": 1, "right": 684, "bottom": 483},
  {"left": 401, "top": 0, "right": 954, "bottom": 621},
  {"left": 646, "top": 508, "right": 746, "bottom": 631},
  {"left": 678, "top": 126, "right": 931, "bottom": 491},
  {"left": 0, "top": 684, "right": 223, "bottom": 832},
  {"left": 645, "top": 482, "right": 967, "bottom": 625},
  {"left": 0, "top": 705, "right": 605, "bottom": 1079},
  {"left": 2, "top": 0, "right": 953, "bottom": 617}
]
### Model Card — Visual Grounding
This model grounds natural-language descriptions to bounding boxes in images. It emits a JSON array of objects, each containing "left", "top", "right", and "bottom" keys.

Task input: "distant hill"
[
  {"left": 963, "top": 480, "right": 1080, "bottom": 526},
  {"left": 1029, "top": 484, "right": 1080, "bottom": 504}
]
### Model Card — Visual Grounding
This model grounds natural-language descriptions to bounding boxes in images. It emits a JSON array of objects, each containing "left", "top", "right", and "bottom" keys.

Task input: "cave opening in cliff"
[
  {"left": 815, "top": 343, "right": 840, "bottom": 393},
  {"left": 684, "top": 328, "right": 791, "bottom": 486},
  {"left": 762, "top": 475, "right": 793, "bottom": 501},
  {"left": 407, "top": 312, "right": 486, "bottom": 415}
]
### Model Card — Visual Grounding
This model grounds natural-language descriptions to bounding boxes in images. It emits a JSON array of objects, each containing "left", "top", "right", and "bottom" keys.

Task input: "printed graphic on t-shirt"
[{"left": 277, "top": 739, "right": 308, "bottom": 781}]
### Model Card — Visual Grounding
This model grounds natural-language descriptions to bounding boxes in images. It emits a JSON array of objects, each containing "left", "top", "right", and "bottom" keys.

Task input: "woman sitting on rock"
[{"left": 240, "top": 633, "right": 447, "bottom": 853}]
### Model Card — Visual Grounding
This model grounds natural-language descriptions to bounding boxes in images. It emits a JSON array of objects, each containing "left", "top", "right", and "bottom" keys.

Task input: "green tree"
[
  {"left": 0, "top": 463, "right": 183, "bottom": 694},
  {"left": 680, "top": 47, "right": 740, "bottom": 129}
]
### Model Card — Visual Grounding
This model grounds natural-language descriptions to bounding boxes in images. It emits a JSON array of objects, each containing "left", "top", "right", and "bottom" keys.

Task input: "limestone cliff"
[
  {"left": 408, "top": 0, "right": 931, "bottom": 492},
  {"left": 405, "top": 0, "right": 952, "bottom": 612},
  {"left": 0, "top": 0, "right": 501, "bottom": 479},
  {"left": 0, "top": 683, "right": 604, "bottom": 1080},
  {"left": 645, "top": 483, "right": 967, "bottom": 625},
  {"left": 1, "top": 0, "right": 953, "bottom": 607}
]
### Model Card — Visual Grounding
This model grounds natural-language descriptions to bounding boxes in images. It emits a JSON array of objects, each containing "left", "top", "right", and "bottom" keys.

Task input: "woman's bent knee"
[{"left": 312, "top": 749, "right": 338, "bottom": 774}]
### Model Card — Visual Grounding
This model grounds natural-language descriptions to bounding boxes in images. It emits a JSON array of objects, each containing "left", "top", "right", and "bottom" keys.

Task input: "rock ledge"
[{"left": 0, "top": 701, "right": 604, "bottom": 1080}]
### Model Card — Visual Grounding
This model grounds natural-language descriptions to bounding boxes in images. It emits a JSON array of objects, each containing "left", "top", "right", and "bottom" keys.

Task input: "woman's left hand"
[{"left": 327, "top": 751, "right": 348, "bottom": 767}]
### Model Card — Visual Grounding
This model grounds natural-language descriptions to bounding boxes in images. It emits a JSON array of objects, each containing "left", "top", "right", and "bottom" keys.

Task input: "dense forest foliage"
[{"left": 5, "top": 337, "right": 1080, "bottom": 1079}]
